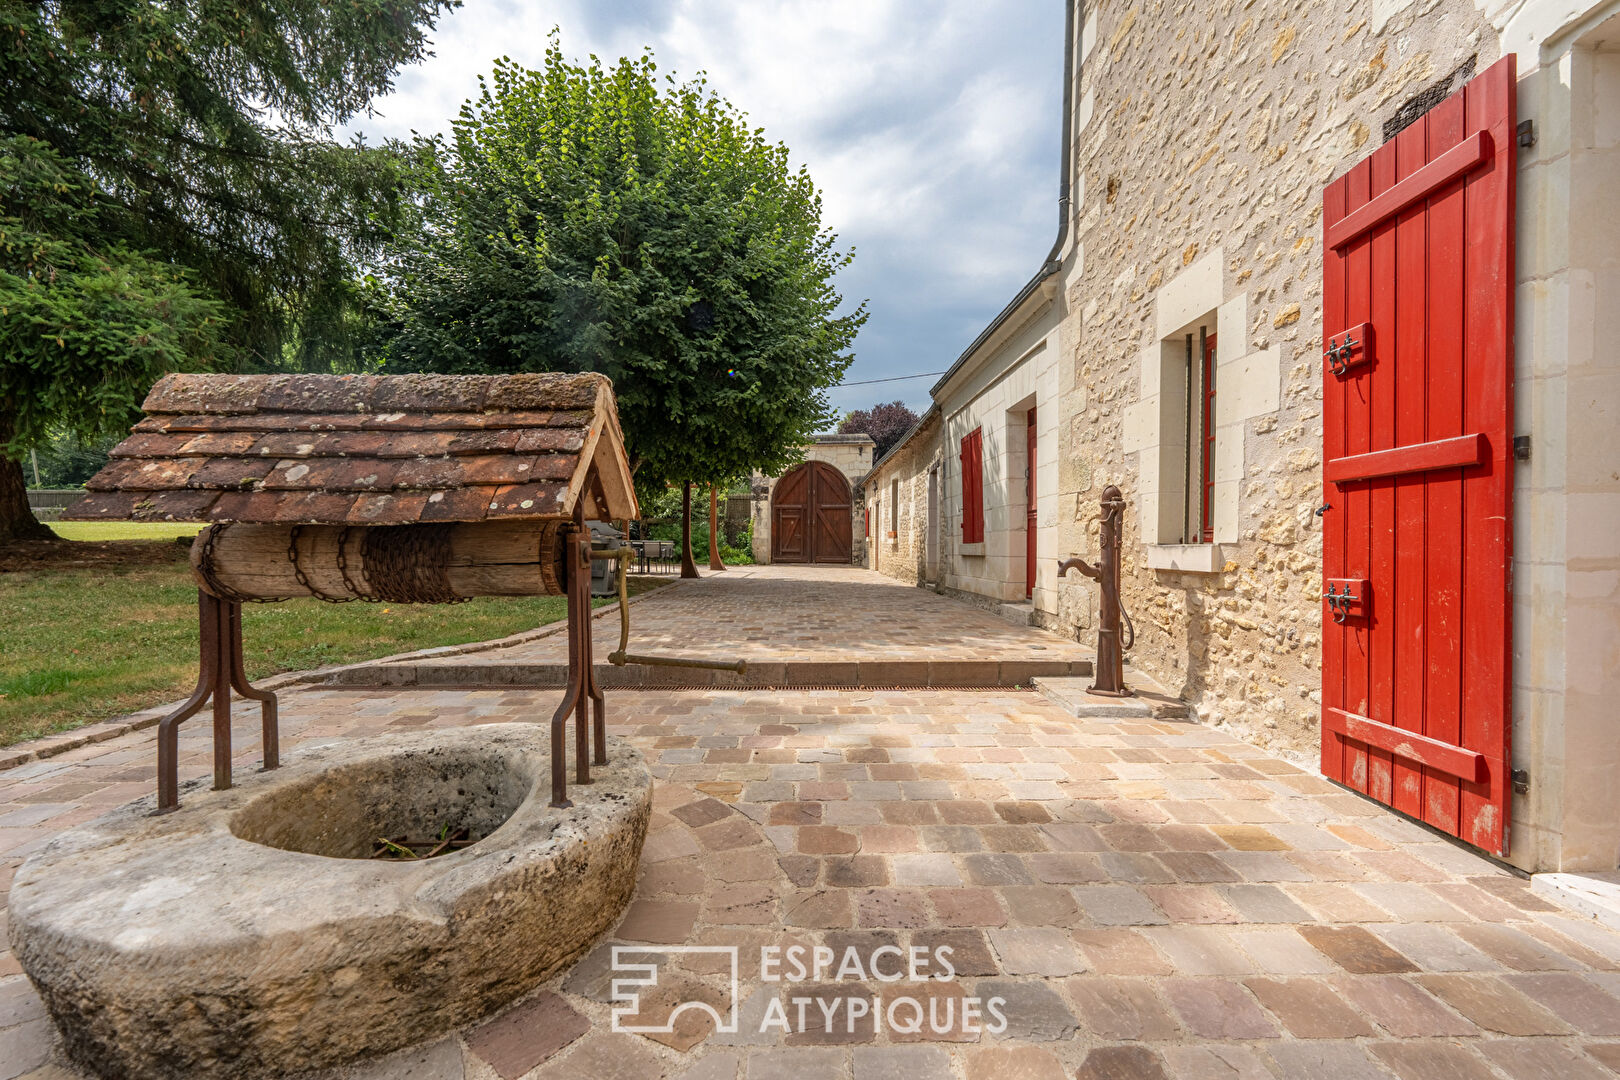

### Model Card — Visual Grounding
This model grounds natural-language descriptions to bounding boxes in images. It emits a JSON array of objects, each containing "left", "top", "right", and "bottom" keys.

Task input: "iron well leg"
[{"left": 155, "top": 590, "right": 280, "bottom": 813}]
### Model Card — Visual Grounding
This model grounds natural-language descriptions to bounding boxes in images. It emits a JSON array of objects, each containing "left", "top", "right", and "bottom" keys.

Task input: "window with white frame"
[{"left": 1120, "top": 248, "right": 1280, "bottom": 570}]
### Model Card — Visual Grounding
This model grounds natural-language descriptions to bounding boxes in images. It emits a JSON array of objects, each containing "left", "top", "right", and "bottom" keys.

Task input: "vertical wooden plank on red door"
[
  {"left": 1026, "top": 408, "right": 1037, "bottom": 598},
  {"left": 1422, "top": 89, "right": 1468, "bottom": 839},
  {"left": 1390, "top": 115, "right": 1431, "bottom": 820},
  {"left": 1320, "top": 177, "right": 1349, "bottom": 787},
  {"left": 1366, "top": 140, "right": 1399, "bottom": 807},
  {"left": 1342, "top": 158, "right": 1374, "bottom": 795},
  {"left": 1458, "top": 58, "right": 1516, "bottom": 856}
]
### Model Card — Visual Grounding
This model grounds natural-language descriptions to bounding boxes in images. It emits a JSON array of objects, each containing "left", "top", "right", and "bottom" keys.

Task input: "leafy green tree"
[
  {"left": 370, "top": 43, "right": 865, "bottom": 574},
  {"left": 29, "top": 428, "right": 119, "bottom": 490},
  {"left": 0, "top": 0, "right": 457, "bottom": 540}
]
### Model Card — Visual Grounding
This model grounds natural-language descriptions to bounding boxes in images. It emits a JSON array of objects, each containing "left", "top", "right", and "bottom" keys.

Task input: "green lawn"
[
  {"left": 0, "top": 544, "right": 664, "bottom": 747},
  {"left": 48, "top": 521, "right": 206, "bottom": 542}
]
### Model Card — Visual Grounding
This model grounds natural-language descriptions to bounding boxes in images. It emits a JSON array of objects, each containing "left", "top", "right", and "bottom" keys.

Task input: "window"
[
  {"left": 889, "top": 479, "right": 900, "bottom": 536},
  {"left": 959, "top": 427, "right": 984, "bottom": 544},
  {"left": 1184, "top": 330, "right": 1217, "bottom": 543}
]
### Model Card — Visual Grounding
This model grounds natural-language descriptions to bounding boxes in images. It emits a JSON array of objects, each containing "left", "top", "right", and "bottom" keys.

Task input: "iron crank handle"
[
  {"left": 599, "top": 544, "right": 748, "bottom": 674},
  {"left": 614, "top": 653, "right": 749, "bottom": 674}
]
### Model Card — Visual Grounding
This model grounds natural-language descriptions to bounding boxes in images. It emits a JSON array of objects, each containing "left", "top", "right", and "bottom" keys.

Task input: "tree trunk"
[
  {"left": 707, "top": 485, "right": 726, "bottom": 571},
  {"left": 679, "top": 481, "right": 700, "bottom": 578},
  {"left": 0, "top": 415, "right": 53, "bottom": 543}
]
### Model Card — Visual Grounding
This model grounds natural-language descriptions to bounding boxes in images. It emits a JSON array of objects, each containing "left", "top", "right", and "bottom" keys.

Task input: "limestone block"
[{"left": 1156, "top": 248, "right": 1225, "bottom": 339}]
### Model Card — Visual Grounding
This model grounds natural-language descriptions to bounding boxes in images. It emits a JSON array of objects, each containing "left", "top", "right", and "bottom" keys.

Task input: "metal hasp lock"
[
  {"left": 1324, "top": 322, "right": 1373, "bottom": 377},
  {"left": 1057, "top": 484, "right": 1136, "bottom": 697},
  {"left": 1322, "top": 578, "right": 1369, "bottom": 624}
]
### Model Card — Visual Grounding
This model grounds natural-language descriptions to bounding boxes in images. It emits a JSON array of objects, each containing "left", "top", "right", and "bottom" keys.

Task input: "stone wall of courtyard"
[
  {"left": 864, "top": 411, "right": 941, "bottom": 586},
  {"left": 1054, "top": 0, "right": 1503, "bottom": 759}
]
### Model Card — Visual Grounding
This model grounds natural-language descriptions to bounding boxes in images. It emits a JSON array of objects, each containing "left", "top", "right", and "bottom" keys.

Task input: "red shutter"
[
  {"left": 966, "top": 432, "right": 976, "bottom": 544},
  {"left": 959, "top": 429, "right": 984, "bottom": 544},
  {"left": 1319, "top": 56, "right": 1516, "bottom": 856},
  {"left": 969, "top": 430, "right": 979, "bottom": 544},
  {"left": 1201, "top": 334, "right": 1217, "bottom": 543}
]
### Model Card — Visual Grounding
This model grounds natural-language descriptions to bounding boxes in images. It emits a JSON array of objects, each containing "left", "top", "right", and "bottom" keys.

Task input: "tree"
[
  {"left": 0, "top": 137, "right": 226, "bottom": 537},
  {"left": 0, "top": 0, "right": 457, "bottom": 540},
  {"left": 839, "top": 399, "right": 920, "bottom": 459},
  {"left": 369, "top": 43, "right": 865, "bottom": 573}
]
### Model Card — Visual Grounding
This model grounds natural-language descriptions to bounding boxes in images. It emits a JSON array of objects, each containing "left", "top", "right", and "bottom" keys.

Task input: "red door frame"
[
  {"left": 1319, "top": 56, "right": 1516, "bottom": 856},
  {"left": 1025, "top": 407, "right": 1037, "bottom": 598}
]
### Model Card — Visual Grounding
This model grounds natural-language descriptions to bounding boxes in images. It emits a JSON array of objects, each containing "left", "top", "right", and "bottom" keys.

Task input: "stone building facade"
[
  {"left": 864, "top": 410, "right": 939, "bottom": 586},
  {"left": 865, "top": 0, "right": 1620, "bottom": 873},
  {"left": 750, "top": 433, "right": 874, "bottom": 565}
]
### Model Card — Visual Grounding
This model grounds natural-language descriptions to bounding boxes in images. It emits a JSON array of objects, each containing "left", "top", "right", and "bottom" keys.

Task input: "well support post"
[{"left": 156, "top": 590, "right": 279, "bottom": 812}]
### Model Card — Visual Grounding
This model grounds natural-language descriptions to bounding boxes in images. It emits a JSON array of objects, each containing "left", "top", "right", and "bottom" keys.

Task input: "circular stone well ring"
[{"left": 7, "top": 724, "right": 652, "bottom": 1080}]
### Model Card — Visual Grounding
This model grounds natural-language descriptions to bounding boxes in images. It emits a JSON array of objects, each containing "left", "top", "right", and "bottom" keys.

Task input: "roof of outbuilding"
[{"left": 64, "top": 372, "right": 639, "bottom": 525}]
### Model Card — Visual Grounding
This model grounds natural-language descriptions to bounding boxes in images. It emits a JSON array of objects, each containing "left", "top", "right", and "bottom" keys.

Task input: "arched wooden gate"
[{"left": 771, "top": 461, "right": 852, "bottom": 564}]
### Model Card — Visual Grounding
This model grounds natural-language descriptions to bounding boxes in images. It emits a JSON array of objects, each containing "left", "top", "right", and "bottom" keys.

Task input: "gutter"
[{"left": 928, "top": 0, "right": 1079, "bottom": 401}]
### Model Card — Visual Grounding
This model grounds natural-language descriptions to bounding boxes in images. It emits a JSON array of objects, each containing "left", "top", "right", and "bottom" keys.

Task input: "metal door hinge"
[
  {"left": 1517, "top": 119, "right": 1536, "bottom": 149},
  {"left": 1513, "top": 435, "right": 1531, "bottom": 461},
  {"left": 1512, "top": 769, "right": 1530, "bottom": 794}
]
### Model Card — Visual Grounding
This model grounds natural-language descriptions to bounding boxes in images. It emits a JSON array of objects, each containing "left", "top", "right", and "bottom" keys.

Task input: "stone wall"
[
  {"left": 1056, "top": 0, "right": 1503, "bottom": 762},
  {"left": 863, "top": 412, "right": 941, "bottom": 586}
]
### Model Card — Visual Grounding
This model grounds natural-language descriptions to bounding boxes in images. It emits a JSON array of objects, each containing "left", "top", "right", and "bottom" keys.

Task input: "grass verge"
[{"left": 0, "top": 542, "right": 666, "bottom": 747}]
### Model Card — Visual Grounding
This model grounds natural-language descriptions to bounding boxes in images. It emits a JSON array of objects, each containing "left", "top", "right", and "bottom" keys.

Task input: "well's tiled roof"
[{"left": 64, "top": 372, "right": 639, "bottom": 525}]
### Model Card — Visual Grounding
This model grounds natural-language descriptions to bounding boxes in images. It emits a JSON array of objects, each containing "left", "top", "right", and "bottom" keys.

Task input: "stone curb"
[
  {"left": 319, "top": 655, "right": 1097, "bottom": 691},
  {"left": 0, "top": 577, "right": 682, "bottom": 773},
  {"left": 1531, "top": 872, "right": 1620, "bottom": 930}
]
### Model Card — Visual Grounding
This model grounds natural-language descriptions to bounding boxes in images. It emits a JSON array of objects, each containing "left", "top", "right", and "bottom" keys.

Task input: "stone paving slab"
[
  {"left": 329, "top": 567, "right": 1095, "bottom": 689},
  {"left": 6, "top": 685, "right": 1620, "bottom": 1078}
]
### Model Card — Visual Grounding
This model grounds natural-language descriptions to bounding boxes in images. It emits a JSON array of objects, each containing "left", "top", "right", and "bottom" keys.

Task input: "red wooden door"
[
  {"left": 1320, "top": 56, "right": 1516, "bottom": 856},
  {"left": 1025, "top": 408, "right": 1037, "bottom": 598}
]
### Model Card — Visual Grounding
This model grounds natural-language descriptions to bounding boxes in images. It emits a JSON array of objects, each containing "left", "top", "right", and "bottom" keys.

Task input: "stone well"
[{"left": 7, "top": 724, "right": 652, "bottom": 1080}]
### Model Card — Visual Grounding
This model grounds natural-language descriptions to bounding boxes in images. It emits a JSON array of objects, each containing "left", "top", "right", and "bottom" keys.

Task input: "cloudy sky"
[{"left": 350, "top": 0, "right": 1066, "bottom": 416}]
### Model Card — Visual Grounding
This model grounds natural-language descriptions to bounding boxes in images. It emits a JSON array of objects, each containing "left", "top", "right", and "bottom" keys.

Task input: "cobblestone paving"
[
  {"left": 440, "top": 565, "right": 1093, "bottom": 666},
  {"left": 5, "top": 686, "right": 1620, "bottom": 1079}
]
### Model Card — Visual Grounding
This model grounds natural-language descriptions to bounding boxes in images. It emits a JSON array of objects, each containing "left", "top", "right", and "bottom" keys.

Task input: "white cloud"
[{"left": 351, "top": 0, "right": 1063, "bottom": 415}]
